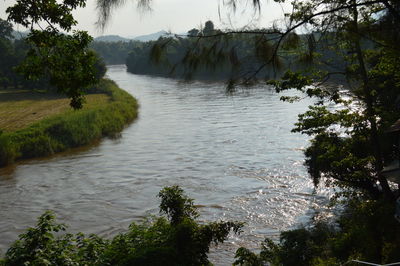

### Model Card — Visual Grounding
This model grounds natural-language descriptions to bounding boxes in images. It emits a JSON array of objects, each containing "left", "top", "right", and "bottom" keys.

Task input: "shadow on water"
[{"left": 0, "top": 139, "right": 105, "bottom": 178}]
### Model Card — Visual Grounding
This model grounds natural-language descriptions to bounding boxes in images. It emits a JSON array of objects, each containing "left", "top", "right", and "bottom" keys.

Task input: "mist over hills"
[
  {"left": 94, "top": 35, "right": 131, "bottom": 42},
  {"left": 11, "top": 29, "right": 177, "bottom": 43},
  {"left": 11, "top": 30, "right": 28, "bottom": 40},
  {"left": 94, "top": 30, "right": 170, "bottom": 42}
]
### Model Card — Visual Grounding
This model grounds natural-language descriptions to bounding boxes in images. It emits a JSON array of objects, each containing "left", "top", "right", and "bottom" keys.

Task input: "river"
[{"left": 0, "top": 65, "right": 330, "bottom": 264}]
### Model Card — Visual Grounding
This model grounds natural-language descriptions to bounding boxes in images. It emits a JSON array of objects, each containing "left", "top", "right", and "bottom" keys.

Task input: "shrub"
[
  {"left": 234, "top": 200, "right": 400, "bottom": 266},
  {"left": 0, "top": 135, "right": 18, "bottom": 167},
  {"left": 1, "top": 186, "right": 242, "bottom": 266}
]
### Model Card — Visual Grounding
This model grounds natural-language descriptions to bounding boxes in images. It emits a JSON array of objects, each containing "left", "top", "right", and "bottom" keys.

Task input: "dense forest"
[
  {"left": 126, "top": 21, "right": 290, "bottom": 80},
  {"left": 0, "top": 19, "right": 47, "bottom": 90},
  {"left": 90, "top": 40, "right": 142, "bottom": 65},
  {"left": 91, "top": 20, "right": 347, "bottom": 83}
]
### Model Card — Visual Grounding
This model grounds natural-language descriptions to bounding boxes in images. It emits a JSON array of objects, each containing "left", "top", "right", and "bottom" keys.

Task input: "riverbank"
[
  {"left": 0, "top": 65, "right": 315, "bottom": 262},
  {"left": 0, "top": 78, "right": 138, "bottom": 167}
]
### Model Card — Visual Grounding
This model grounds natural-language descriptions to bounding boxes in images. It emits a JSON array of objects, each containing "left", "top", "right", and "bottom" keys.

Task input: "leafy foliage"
[
  {"left": 96, "top": 0, "right": 152, "bottom": 30},
  {"left": 0, "top": 18, "right": 27, "bottom": 90},
  {"left": 158, "top": 186, "right": 199, "bottom": 225},
  {"left": 90, "top": 40, "right": 142, "bottom": 64},
  {"left": 6, "top": 0, "right": 101, "bottom": 109},
  {"left": 0, "top": 19, "right": 106, "bottom": 94},
  {"left": 124, "top": 0, "right": 400, "bottom": 202},
  {"left": 232, "top": 0, "right": 400, "bottom": 264},
  {"left": 234, "top": 200, "right": 400, "bottom": 265},
  {"left": 126, "top": 21, "right": 289, "bottom": 81},
  {"left": 268, "top": 0, "right": 400, "bottom": 201},
  {"left": 3, "top": 0, "right": 400, "bottom": 264},
  {"left": 1, "top": 186, "right": 242, "bottom": 265},
  {"left": 0, "top": 19, "right": 13, "bottom": 39},
  {"left": 2, "top": 210, "right": 108, "bottom": 265}
]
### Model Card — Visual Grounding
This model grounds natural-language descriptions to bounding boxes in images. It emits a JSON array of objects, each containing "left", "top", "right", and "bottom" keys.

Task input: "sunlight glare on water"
[{"left": 0, "top": 65, "right": 331, "bottom": 264}]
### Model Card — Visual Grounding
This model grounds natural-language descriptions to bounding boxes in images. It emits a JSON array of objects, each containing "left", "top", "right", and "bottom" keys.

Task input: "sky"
[{"left": 0, "top": 0, "right": 290, "bottom": 38}]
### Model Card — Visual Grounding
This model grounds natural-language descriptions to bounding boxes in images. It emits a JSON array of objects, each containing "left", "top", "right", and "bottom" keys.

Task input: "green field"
[
  {"left": 0, "top": 80, "right": 138, "bottom": 166},
  {"left": 0, "top": 90, "right": 110, "bottom": 132}
]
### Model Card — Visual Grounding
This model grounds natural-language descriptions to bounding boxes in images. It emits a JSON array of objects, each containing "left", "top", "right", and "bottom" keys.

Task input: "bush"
[
  {"left": 0, "top": 135, "right": 18, "bottom": 167},
  {"left": 1, "top": 186, "right": 242, "bottom": 266},
  {"left": 234, "top": 199, "right": 400, "bottom": 266}
]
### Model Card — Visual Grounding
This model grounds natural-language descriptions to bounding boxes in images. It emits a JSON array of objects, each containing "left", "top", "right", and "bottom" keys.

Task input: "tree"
[
  {"left": 6, "top": 0, "right": 101, "bottom": 109},
  {"left": 99, "top": 7, "right": 400, "bottom": 263},
  {"left": 268, "top": 0, "right": 400, "bottom": 201},
  {"left": 2, "top": 186, "right": 243, "bottom": 265},
  {"left": 187, "top": 28, "right": 200, "bottom": 37},
  {"left": 202, "top": 20, "right": 215, "bottom": 36},
  {"left": 96, "top": 0, "right": 152, "bottom": 30},
  {"left": 8, "top": 0, "right": 398, "bottom": 262},
  {"left": 0, "top": 18, "right": 13, "bottom": 40},
  {"left": 225, "top": 0, "right": 400, "bottom": 262},
  {"left": 0, "top": 19, "right": 14, "bottom": 88},
  {"left": 95, "top": 0, "right": 400, "bottom": 202}
]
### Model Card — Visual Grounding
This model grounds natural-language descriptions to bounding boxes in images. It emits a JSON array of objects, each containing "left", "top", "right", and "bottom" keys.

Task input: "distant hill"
[
  {"left": 131, "top": 30, "right": 169, "bottom": 42},
  {"left": 94, "top": 35, "right": 131, "bottom": 42},
  {"left": 94, "top": 31, "right": 175, "bottom": 43},
  {"left": 12, "top": 30, "right": 29, "bottom": 40},
  {"left": 11, "top": 30, "right": 173, "bottom": 43}
]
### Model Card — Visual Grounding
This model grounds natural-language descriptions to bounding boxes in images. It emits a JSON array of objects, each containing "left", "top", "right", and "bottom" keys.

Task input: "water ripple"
[{"left": 0, "top": 65, "right": 331, "bottom": 264}]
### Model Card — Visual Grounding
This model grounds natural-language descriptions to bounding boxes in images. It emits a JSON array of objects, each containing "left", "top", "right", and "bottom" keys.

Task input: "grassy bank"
[
  {"left": 0, "top": 90, "right": 110, "bottom": 132},
  {"left": 0, "top": 79, "right": 138, "bottom": 167}
]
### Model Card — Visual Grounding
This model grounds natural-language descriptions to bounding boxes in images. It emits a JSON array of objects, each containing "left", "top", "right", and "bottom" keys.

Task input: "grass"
[
  {"left": 0, "top": 79, "right": 138, "bottom": 167},
  {"left": 0, "top": 90, "right": 109, "bottom": 132}
]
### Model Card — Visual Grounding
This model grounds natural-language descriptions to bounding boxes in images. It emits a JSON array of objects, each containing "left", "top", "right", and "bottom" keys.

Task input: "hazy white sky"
[{"left": 1, "top": 0, "right": 290, "bottom": 37}]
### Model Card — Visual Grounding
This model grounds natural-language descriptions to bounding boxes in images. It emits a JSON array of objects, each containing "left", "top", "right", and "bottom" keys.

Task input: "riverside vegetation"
[
  {"left": 0, "top": 9, "right": 138, "bottom": 167},
  {"left": 0, "top": 186, "right": 243, "bottom": 266},
  {"left": 95, "top": 0, "right": 400, "bottom": 264},
  {"left": 1, "top": 0, "right": 400, "bottom": 265},
  {"left": 0, "top": 79, "right": 138, "bottom": 167}
]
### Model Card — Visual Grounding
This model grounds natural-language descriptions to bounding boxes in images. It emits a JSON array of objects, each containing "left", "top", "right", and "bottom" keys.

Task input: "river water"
[{"left": 0, "top": 65, "right": 330, "bottom": 263}]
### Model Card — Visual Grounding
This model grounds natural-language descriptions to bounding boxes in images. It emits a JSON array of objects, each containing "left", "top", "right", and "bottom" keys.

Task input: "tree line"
[
  {"left": 1, "top": 0, "right": 400, "bottom": 264},
  {"left": 0, "top": 19, "right": 47, "bottom": 90},
  {"left": 124, "top": 20, "right": 288, "bottom": 80},
  {"left": 90, "top": 20, "right": 346, "bottom": 84},
  {"left": 90, "top": 40, "right": 142, "bottom": 65}
]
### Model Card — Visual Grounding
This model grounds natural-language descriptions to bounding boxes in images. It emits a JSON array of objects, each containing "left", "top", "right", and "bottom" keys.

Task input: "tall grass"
[{"left": 0, "top": 79, "right": 138, "bottom": 167}]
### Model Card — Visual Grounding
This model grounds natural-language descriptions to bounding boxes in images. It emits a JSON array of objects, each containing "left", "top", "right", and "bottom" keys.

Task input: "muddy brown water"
[{"left": 0, "top": 65, "right": 331, "bottom": 264}]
